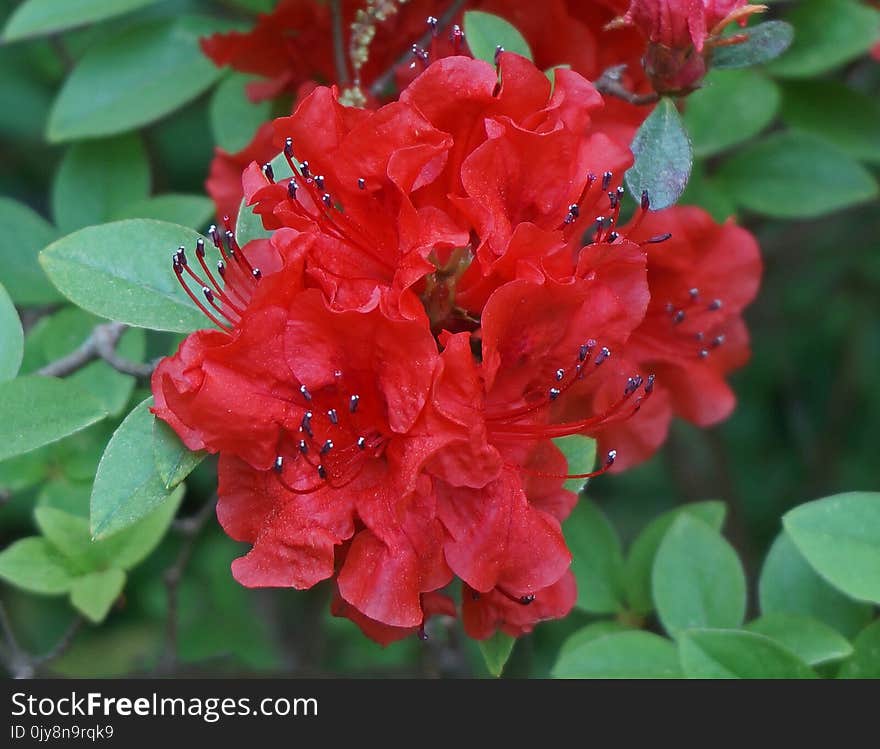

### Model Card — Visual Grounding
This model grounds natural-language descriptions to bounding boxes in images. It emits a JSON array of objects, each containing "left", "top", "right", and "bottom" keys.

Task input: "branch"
[
  {"left": 158, "top": 496, "right": 218, "bottom": 673},
  {"left": 0, "top": 601, "right": 83, "bottom": 678},
  {"left": 369, "top": 0, "right": 467, "bottom": 98},
  {"left": 594, "top": 65, "right": 660, "bottom": 106},
  {"left": 330, "top": 0, "right": 351, "bottom": 85},
  {"left": 37, "top": 321, "right": 155, "bottom": 379}
]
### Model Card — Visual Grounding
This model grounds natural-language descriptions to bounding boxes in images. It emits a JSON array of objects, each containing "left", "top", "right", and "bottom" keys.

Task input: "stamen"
[
  {"left": 300, "top": 384, "right": 312, "bottom": 401},
  {"left": 262, "top": 162, "right": 275, "bottom": 182},
  {"left": 349, "top": 394, "right": 360, "bottom": 413},
  {"left": 274, "top": 456, "right": 284, "bottom": 473},
  {"left": 327, "top": 409, "right": 338, "bottom": 425}
]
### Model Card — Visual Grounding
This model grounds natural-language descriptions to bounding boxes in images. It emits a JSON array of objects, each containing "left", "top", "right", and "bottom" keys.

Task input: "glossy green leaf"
[
  {"left": 652, "top": 514, "right": 746, "bottom": 637},
  {"left": 783, "top": 492, "right": 880, "bottom": 605},
  {"left": 90, "top": 398, "right": 175, "bottom": 539},
  {"left": 52, "top": 134, "right": 150, "bottom": 234},
  {"left": 625, "top": 98, "right": 692, "bottom": 210},
  {"left": 463, "top": 11, "right": 533, "bottom": 64},
  {"left": 781, "top": 80, "right": 880, "bottom": 165},
  {"left": 711, "top": 20, "right": 794, "bottom": 69},
  {"left": 0, "top": 198, "right": 61, "bottom": 306},
  {"left": 0, "top": 282, "right": 23, "bottom": 382},
  {"left": 838, "top": 621, "right": 880, "bottom": 679},
  {"left": 47, "top": 17, "right": 224, "bottom": 142},
  {"left": 478, "top": 631, "right": 516, "bottom": 677},
  {"left": 746, "top": 614, "right": 853, "bottom": 666},
  {"left": 679, "top": 162, "right": 737, "bottom": 221},
  {"left": 0, "top": 376, "right": 108, "bottom": 462},
  {"left": 678, "top": 629, "right": 817, "bottom": 679},
  {"left": 210, "top": 73, "right": 273, "bottom": 153},
  {"left": 2, "top": 0, "right": 158, "bottom": 42},
  {"left": 40, "top": 219, "right": 210, "bottom": 333},
  {"left": 111, "top": 194, "right": 215, "bottom": 229},
  {"left": 758, "top": 532, "right": 873, "bottom": 639},
  {"left": 553, "top": 435, "right": 597, "bottom": 493},
  {"left": 553, "top": 631, "right": 681, "bottom": 679},
  {"left": 0, "top": 537, "right": 75, "bottom": 594},
  {"left": 766, "top": 0, "right": 880, "bottom": 78},
  {"left": 684, "top": 70, "right": 779, "bottom": 157},
  {"left": 556, "top": 621, "right": 631, "bottom": 660},
  {"left": 565, "top": 500, "right": 625, "bottom": 614},
  {"left": 153, "top": 417, "right": 206, "bottom": 489},
  {"left": 69, "top": 568, "right": 126, "bottom": 623},
  {"left": 623, "top": 501, "right": 727, "bottom": 614},
  {"left": 716, "top": 132, "right": 878, "bottom": 218}
]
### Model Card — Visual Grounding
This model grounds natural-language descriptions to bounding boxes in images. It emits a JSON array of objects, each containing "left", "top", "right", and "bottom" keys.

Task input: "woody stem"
[{"left": 594, "top": 64, "right": 660, "bottom": 106}]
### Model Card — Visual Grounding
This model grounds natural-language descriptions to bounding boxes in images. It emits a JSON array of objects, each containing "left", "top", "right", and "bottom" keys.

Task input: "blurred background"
[{"left": 0, "top": 0, "right": 878, "bottom": 677}]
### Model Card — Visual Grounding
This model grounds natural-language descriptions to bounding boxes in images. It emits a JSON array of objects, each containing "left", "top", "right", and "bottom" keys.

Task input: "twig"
[
  {"left": 0, "top": 601, "right": 83, "bottom": 678},
  {"left": 330, "top": 0, "right": 351, "bottom": 85},
  {"left": 594, "top": 64, "right": 660, "bottom": 106},
  {"left": 369, "top": 0, "right": 467, "bottom": 98},
  {"left": 37, "top": 321, "right": 155, "bottom": 379},
  {"left": 158, "top": 496, "right": 218, "bottom": 673}
]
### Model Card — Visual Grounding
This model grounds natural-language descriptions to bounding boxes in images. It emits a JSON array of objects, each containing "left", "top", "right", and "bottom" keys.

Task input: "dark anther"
[
  {"left": 349, "top": 394, "right": 360, "bottom": 413},
  {"left": 224, "top": 230, "right": 237, "bottom": 256},
  {"left": 602, "top": 171, "right": 613, "bottom": 191},
  {"left": 357, "top": 177, "right": 366, "bottom": 190},
  {"left": 427, "top": 15, "right": 438, "bottom": 34},
  {"left": 579, "top": 340, "right": 595, "bottom": 362},
  {"left": 689, "top": 287, "right": 700, "bottom": 299},
  {"left": 494, "top": 45, "right": 504, "bottom": 65},
  {"left": 555, "top": 368, "right": 565, "bottom": 381},
  {"left": 299, "top": 439, "right": 308, "bottom": 455},
  {"left": 284, "top": 137, "right": 294, "bottom": 157},
  {"left": 698, "top": 348, "right": 710, "bottom": 359},
  {"left": 327, "top": 409, "right": 338, "bottom": 425},
  {"left": 321, "top": 193, "right": 332, "bottom": 208},
  {"left": 708, "top": 299, "right": 723, "bottom": 311},
  {"left": 175, "top": 246, "right": 187, "bottom": 266},
  {"left": 217, "top": 261, "right": 225, "bottom": 277},
  {"left": 273, "top": 456, "right": 284, "bottom": 473},
  {"left": 595, "top": 346, "right": 611, "bottom": 366},
  {"left": 301, "top": 161, "right": 310, "bottom": 178},
  {"left": 195, "top": 238, "right": 205, "bottom": 259},
  {"left": 202, "top": 287, "right": 214, "bottom": 303},
  {"left": 608, "top": 191, "right": 619, "bottom": 209},
  {"left": 695, "top": 331, "right": 704, "bottom": 342},
  {"left": 549, "top": 387, "right": 561, "bottom": 401},
  {"left": 645, "top": 374, "right": 655, "bottom": 394},
  {"left": 625, "top": 375, "right": 643, "bottom": 396},
  {"left": 321, "top": 439, "right": 334, "bottom": 455},
  {"left": 288, "top": 180, "right": 298, "bottom": 199},
  {"left": 607, "top": 231, "right": 620, "bottom": 242},
  {"left": 317, "top": 464, "right": 327, "bottom": 480},
  {"left": 262, "top": 162, "right": 275, "bottom": 182},
  {"left": 673, "top": 310, "right": 686, "bottom": 325},
  {"left": 252, "top": 268, "right": 262, "bottom": 279},
  {"left": 357, "top": 436, "right": 366, "bottom": 450},
  {"left": 315, "top": 175, "right": 325, "bottom": 190},
  {"left": 301, "top": 411, "right": 314, "bottom": 437},
  {"left": 568, "top": 203, "right": 580, "bottom": 218},
  {"left": 641, "top": 190, "right": 650, "bottom": 211},
  {"left": 412, "top": 44, "right": 429, "bottom": 63},
  {"left": 519, "top": 595, "right": 536, "bottom": 606},
  {"left": 417, "top": 625, "right": 429, "bottom": 641},
  {"left": 712, "top": 334, "right": 726, "bottom": 347},
  {"left": 605, "top": 450, "right": 617, "bottom": 466},
  {"left": 300, "top": 384, "right": 312, "bottom": 401},
  {"left": 594, "top": 216, "right": 606, "bottom": 233},
  {"left": 647, "top": 233, "right": 672, "bottom": 244},
  {"left": 209, "top": 225, "right": 222, "bottom": 249}
]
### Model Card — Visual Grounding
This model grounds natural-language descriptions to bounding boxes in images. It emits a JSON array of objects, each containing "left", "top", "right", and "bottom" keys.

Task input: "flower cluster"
[{"left": 153, "top": 49, "right": 760, "bottom": 643}]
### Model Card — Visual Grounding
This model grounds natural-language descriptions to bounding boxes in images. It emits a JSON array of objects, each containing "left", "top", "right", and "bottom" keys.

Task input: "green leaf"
[
  {"left": 0, "top": 537, "right": 75, "bottom": 594},
  {"left": 0, "top": 282, "right": 23, "bottom": 382},
  {"left": 715, "top": 132, "right": 878, "bottom": 218},
  {"left": 766, "top": 0, "right": 880, "bottom": 78},
  {"left": 2, "top": 0, "right": 158, "bottom": 42},
  {"left": 111, "top": 194, "right": 215, "bottom": 229},
  {"left": 679, "top": 162, "right": 737, "bottom": 221},
  {"left": 556, "top": 621, "right": 632, "bottom": 660},
  {"left": 684, "top": 70, "right": 779, "bottom": 158},
  {"left": 462, "top": 11, "right": 533, "bottom": 64},
  {"left": 69, "top": 568, "right": 126, "bottom": 623},
  {"left": 52, "top": 134, "right": 150, "bottom": 234},
  {"left": 652, "top": 514, "right": 746, "bottom": 637},
  {"left": 678, "top": 629, "right": 817, "bottom": 679},
  {"left": 553, "top": 434, "right": 597, "bottom": 493},
  {"left": 478, "top": 631, "right": 516, "bottom": 677},
  {"left": 623, "top": 501, "right": 727, "bottom": 615},
  {"left": 553, "top": 631, "right": 681, "bottom": 679},
  {"left": 747, "top": 614, "right": 853, "bottom": 666},
  {"left": 781, "top": 80, "right": 880, "bottom": 165},
  {"left": 0, "top": 198, "right": 61, "bottom": 306},
  {"left": 90, "top": 398, "right": 175, "bottom": 539},
  {"left": 47, "top": 17, "right": 224, "bottom": 142},
  {"left": 565, "top": 499, "right": 625, "bottom": 614},
  {"left": 210, "top": 73, "right": 273, "bottom": 153},
  {"left": 40, "top": 219, "right": 210, "bottom": 333},
  {"left": 758, "top": 532, "right": 873, "bottom": 639},
  {"left": 34, "top": 506, "right": 99, "bottom": 572},
  {"left": 0, "top": 376, "right": 108, "bottom": 462},
  {"left": 625, "top": 98, "right": 692, "bottom": 211},
  {"left": 782, "top": 491, "right": 880, "bottom": 605},
  {"left": 153, "top": 417, "right": 206, "bottom": 489},
  {"left": 711, "top": 20, "right": 794, "bottom": 69},
  {"left": 235, "top": 151, "right": 293, "bottom": 246},
  {"left": 22, "top": 307, "right": 145, "bottom": 416},
  {"left": 838, "top": 621, "right": 880, "bottom": 679}
]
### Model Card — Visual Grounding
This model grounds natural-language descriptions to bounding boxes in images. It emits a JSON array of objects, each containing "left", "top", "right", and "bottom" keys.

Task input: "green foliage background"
[{"left": 0, "top": 0, "right": 878, "bottom": 678}]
